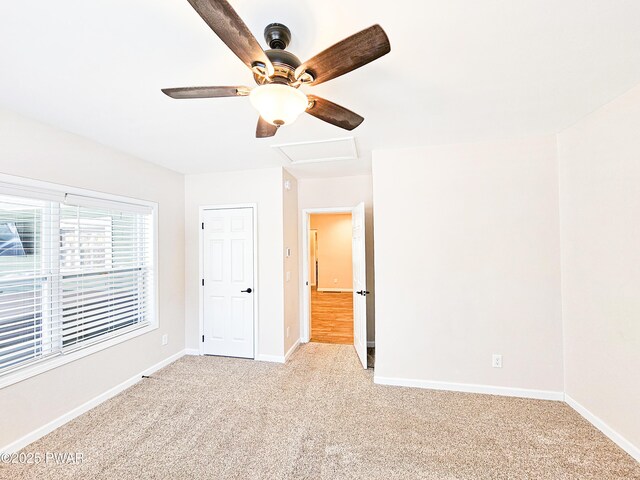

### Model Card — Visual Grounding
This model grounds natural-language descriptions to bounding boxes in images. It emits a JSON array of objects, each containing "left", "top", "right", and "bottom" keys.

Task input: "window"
[
  {"left": 0, "top": 179, "right": 156, "bottom": 382},
  {"left": 0, "top": 196, "right": 50, "bottom": 370}
]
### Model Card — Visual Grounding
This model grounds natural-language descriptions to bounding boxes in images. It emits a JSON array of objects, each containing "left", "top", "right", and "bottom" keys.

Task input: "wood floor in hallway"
[{"left": 310, "top": 287, "right": 353, "bottom": 344}]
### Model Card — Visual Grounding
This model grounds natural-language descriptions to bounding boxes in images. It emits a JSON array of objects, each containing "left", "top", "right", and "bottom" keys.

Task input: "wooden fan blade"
[
  {"left": 187, "top": 0, "right": 274, "bottom": 76},
  {"left": 161, "top": 86, "right": 250, "bottom": 99},
  {"left": 295, "top": 25, "right": 390, "bottom": 86},
  {"left": 256, "top": 117, "right": 278, "bottom": 138},
  {"left": 306, "top": 95, "right": 364, "bottom": 130}
]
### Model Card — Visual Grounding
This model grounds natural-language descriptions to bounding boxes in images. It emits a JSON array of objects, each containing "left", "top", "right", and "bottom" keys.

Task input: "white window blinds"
[
  {"left": 0, "top": 187, "right": 155, "bottom": 376},
  {"left": 0, "top": 194, "right": 59, "bottom": 371},
  {"left": 60, "top": 198, "right": 153, "bottom": 350}
]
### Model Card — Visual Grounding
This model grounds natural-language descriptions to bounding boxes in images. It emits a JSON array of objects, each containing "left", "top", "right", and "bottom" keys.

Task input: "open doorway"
[
  {"left": 301, "top": 205, "right": 371, "bottom": 369},
  {"left": 308, "top": 213, "right": 354, "bottom": 345}
]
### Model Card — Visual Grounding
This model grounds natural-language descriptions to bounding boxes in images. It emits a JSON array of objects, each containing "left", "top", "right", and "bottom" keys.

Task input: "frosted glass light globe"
[{"left": 249, "top": 84, "right": 308, "bottom": 126}]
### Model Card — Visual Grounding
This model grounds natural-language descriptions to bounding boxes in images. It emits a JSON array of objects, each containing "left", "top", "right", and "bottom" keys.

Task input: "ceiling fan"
[{"left": 161, "top": 0, "right": 391, "bottom": 138}]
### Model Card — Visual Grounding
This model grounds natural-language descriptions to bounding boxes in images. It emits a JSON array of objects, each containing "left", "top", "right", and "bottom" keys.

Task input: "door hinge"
[
  {"left": 202, "top": 335, "right": 204, "bottom": 342},
  {"left": 201, "top": 222, "right": 204, "bottom": 230},
  {"left": 201, "top": 279, "right": 204, "bottom": 286}
]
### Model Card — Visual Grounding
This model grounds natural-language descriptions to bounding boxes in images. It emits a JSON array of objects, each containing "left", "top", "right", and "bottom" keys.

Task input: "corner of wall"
[{"left": 282, "top": 169, "right": 300, "bottom": 353}]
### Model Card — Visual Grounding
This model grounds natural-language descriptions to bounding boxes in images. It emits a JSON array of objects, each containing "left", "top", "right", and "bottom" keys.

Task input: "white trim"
[
  {"left": 0, "top": 172, "right": 158, "bottom": 209},
  {"left": 300, "top": 206, "right": 355, "bottom": 343},
  {"left": 284, "top": 339, "right": 300, "bottom": 362},
  {"left": 373, "top": 375, "right": 565, "bottom": 401},
  {"left": 317, "top": 288, "right": 354, "bottom": 293},
  {"left": 367, "top": 341, "right": 375, "bottom": 348},
  {"left": 198, "top": 204, "right": 258, "bottom": 359},
  {"left": 64, "top": 193, "right": 153, "bottom": 214},
  {"left": 565, "top": 394, "right": 640, "bottom": 463},
  {"left": 184, "top": 348, "right": 200, "bottom": 356},
  {"left": 0, "top": 349, "right": 185, "bottom": 454},
  {"left": 255, "top": 354, "right": 285, "bottom": 364}
]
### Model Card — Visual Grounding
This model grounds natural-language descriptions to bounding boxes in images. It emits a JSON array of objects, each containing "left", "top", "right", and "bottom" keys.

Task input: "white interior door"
[
  {"left": 352, "top": 202, "right": 368, "bottom": 368},
  {"left": 202, "top": 207, "right": 254, "bottom": 358}
]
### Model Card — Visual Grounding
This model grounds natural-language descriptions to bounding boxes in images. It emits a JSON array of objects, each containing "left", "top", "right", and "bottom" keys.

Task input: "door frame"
[
  {"left": 300, "top": 206, "right": 354, "bottom": 343},
  {"left": 198, "top": 204, "right": 259, "bottom": 357}
]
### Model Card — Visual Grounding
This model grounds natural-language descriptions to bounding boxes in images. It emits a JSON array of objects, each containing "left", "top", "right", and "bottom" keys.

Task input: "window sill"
[{"left": 0, "top": 323, "right": 158, "bottom": 390}]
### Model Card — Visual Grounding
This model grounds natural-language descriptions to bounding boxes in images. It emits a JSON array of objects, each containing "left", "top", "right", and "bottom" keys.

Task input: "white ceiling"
[{"left": 1, "top": 1, "right": 640, "bottom": 178}]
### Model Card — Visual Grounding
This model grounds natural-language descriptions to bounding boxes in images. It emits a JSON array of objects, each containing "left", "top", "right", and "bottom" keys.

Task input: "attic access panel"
[{"left": 271, "top": 137, "right": 359, "bottom": 164}]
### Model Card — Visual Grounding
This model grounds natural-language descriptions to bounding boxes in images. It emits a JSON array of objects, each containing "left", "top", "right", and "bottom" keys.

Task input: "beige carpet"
[{"left": 2, "top": 343, "right": 639, "bottom": 479}]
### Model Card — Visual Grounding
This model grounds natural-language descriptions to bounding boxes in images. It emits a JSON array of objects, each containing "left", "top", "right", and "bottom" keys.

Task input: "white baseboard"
[
  {"left": 0, "top": 349, "right": 186, "bottom": 454},
  {"left": 367, "top": 341, "right": 375, "bottom": 348},
  {"left": 565, "top": 394, "right": 640, "bottom": 463},
  {"left": 374, "top": 375, "right": 564, "bottom": 401},
  {"left": 255, "top": 354, "right": 285, "bottom": 364},
  {"left": 317, "top": 288, "right": 353, "bottom": 293},
  {"left": 284, "top": 339, "right": 301, "bottom": 362},
  {"left": 5, "top": 347, "right": 637, "bottom": 464}
]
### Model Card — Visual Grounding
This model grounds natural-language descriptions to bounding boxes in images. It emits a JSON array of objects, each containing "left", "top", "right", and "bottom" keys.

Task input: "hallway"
[{"left": 310, "top": 287, "right": 353, "bottom": 344}]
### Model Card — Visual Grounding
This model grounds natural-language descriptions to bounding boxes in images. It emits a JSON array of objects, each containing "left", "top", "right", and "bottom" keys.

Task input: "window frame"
[{"left": 0, "top": 173, "right": 159, "bottom": 389}]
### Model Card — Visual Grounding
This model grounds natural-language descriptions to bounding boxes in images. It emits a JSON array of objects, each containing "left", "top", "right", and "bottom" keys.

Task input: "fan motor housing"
[
  {"left": 254, "top": 24, "right": 302, "bottom": 85},
  {"left": 266, "top": 49, "right": 301, "bottom": 70},
  {"left": 254, "top": 49, "right": 301, "bottom": 85}
]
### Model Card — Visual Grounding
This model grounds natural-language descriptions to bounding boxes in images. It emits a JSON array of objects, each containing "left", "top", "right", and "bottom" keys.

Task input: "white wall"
[
  {"left": 558, "top": 84, "right": 640, "bottom": 454},
  {"left": 310, "top": 214, "right": 353, "bottom": 291},
  {"left": 0, "top": 106, "right": 185, "bottom": 449},
  {"left": 282, "top": 169, "right": 299, "bottom": 356},
  {"left": 372, "top": 136, "right": 564, "bottom": 394},
  {"left": 184, "top": 168, "right": 285, "bottom": 359},
  {"left": 298, "top": 175, "right": 376, "bottom": 341}
]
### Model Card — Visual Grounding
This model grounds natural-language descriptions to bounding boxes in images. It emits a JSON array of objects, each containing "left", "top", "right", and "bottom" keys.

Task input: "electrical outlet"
[
  {"left": 286, "top": 271, "right": 291, "bottom": 282},
  {"left": 333, "top": 278, "right": 338, "bottom": 284},
  {"left": 492, "top": 354, "right": 502, "bottom": 368},
  {"left": 161, "top": 334, "right": 168, "bottom": 346},
  {"left": 286, "top": 326, "right": 290, "bottom": 338}
]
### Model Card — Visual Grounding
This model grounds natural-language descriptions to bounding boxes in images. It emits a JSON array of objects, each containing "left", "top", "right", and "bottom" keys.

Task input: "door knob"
[
  {"left": 356, "top": 290, "right": 370, "bottom": 296},
  {"left": 241, "top": 288, "right": 252, "bottom": 293}
]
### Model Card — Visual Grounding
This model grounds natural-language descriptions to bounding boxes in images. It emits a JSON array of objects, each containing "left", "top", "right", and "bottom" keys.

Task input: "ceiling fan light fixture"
[{"left": 249, "top": 84, "right": 308, "bottom": 126}]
